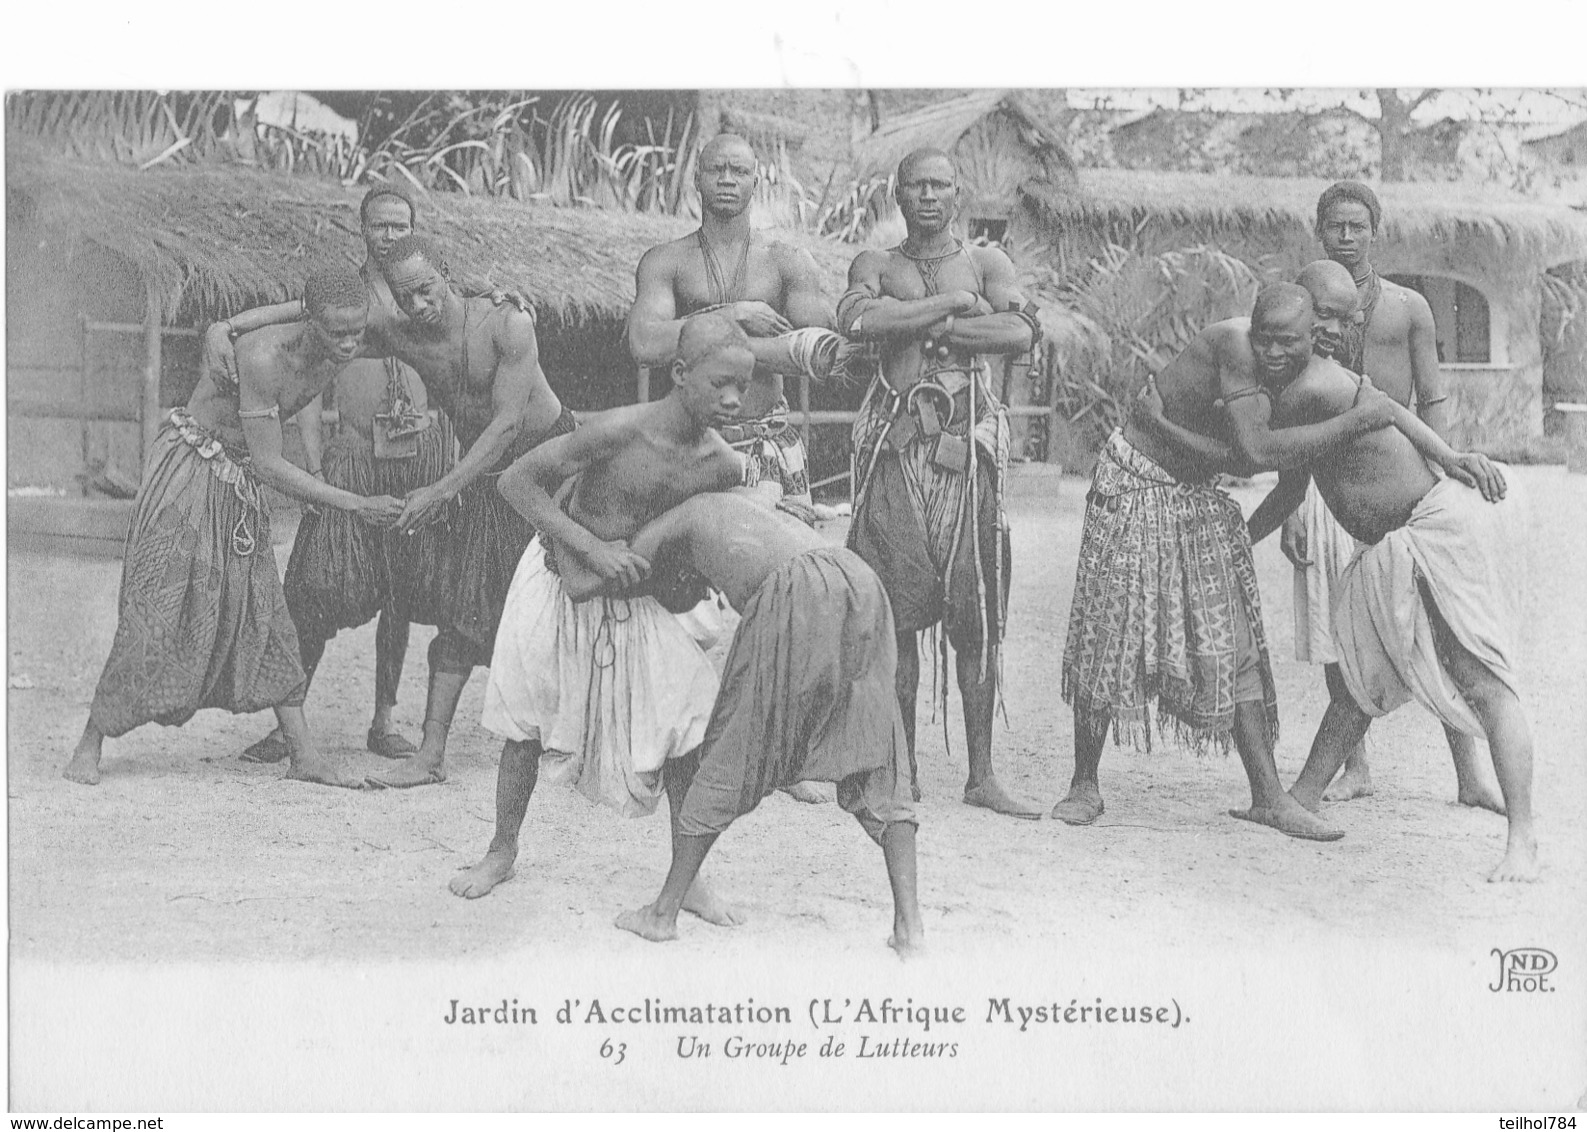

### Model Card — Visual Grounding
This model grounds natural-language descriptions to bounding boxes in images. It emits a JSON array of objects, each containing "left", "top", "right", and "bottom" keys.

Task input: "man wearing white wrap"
[{"left": 447, "top": 314, "right": 751, "bottom": 927}]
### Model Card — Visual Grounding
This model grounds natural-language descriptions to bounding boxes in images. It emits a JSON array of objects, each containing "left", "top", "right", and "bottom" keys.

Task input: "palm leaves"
[{"left": 1033, "top": 240, "right": 1263, "bottom": 449}]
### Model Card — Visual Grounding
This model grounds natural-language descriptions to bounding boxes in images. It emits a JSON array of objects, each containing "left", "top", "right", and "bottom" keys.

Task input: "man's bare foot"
[
  {"left": 62, "top": 748, "right": 101, "bottom": 786},
  {"left": 780, "top": 781, "right": 834, "bottom": 804},
  {"left": 888, "top": 916, "right": 927, "bottom": 960},
  {"left": 615, "top": 903, "right": 679, "bottom": 943},
  {"left": 1456, "top": 781, "right": 1507, "bottom": 815},
  {"left": 1229, "top": 797, "right": 1344, "bottom": 841},
  {"left": 366, "top": 757, "right": 446, "bottom": 789},
  {"left": 241, "top": 729, "right": 291, "bottom": 764},
  {"left": 448, "top": 849, "right": 517, "bottom": 898},
  {"left": 1322, "top": 764, "right": 1375, "bottom": 802},
  {"left": 1050, "top": 784, "right": 1104, "bottom": 825},
  {"left": 285, "top": 752, "right": 366, "bottom": 790},
  {"left": 963, "top": 777, "right": 1045, "bottom": 820},
  {"left": 682, "top": 877, "right": 744, "bottom": 926},
  {"left": 366, "top": 728, "right": 419, "bottom": 760},
  {"left": 1488, "top": 835, "right": 1539, "bottom": 883}
]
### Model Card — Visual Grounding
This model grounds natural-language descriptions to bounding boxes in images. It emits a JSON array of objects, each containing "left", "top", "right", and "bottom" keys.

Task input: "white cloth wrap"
[{"left": 482, "top": 538, "right": 721, "bottom": 816}]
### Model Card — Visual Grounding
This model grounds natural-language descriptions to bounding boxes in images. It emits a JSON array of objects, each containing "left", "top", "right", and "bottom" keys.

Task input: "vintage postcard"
[{"left": 6, "top": 77, "right": 1585, "bottom": 1116}]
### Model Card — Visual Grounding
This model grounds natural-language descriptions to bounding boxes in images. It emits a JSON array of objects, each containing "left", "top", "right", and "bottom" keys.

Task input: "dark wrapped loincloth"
[
  {"left": 285, "top": 416, "right": 455, "bottom": 635},
  {"left": 436, "top": 407, "right": 577, "bottom": 664},
  {"left": 1060, "top": 430, "right": 1278, "bottom": 755},
  {"left": 720, "top": 397, "right": 810, "bottom": 502},
  {"left": 88, "top": 409, "right": 307, "bottom": 737},
  {"left": 678, "top": 546, "right": 917, "bottom": 838}
]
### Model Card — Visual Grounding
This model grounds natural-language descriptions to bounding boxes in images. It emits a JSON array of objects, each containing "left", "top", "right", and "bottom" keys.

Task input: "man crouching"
[{"left": 564, "top": 492, "right": 925, "bottom": 958}]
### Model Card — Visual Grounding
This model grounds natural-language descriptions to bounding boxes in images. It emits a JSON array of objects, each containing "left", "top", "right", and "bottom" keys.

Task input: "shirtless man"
[
  {"left": 231, "top": 187, "right": 454, "bottom": 764},
  {"left": 355, "top": 234, "right": 574, "bottom": 787},
  {"left": 1292, "top": 182, "right": 1495, "bottom": 809},
  {"left": 447, "top": 314, "right": 750, "bottom": 926},
  {"left": 1242, "top": 279, "right": 1533, "bottom": 882},
  {"left": 627, "top": 133, "right": 834, "bottom": 509},
  {"left": 838, "top": 148, "right": 1042, "bottom": 819},
  {"left": 561, "top": 493, "right": 923, "bottom": 957},
  {"left": 1061, "top": 284, "right": 1430, "bottom": 838},
  {"left": 627, "top": 133, "right": 839, "bottom": 804},
  {"left": 65, "top": 265, "right": 401, "bottom": 789}
]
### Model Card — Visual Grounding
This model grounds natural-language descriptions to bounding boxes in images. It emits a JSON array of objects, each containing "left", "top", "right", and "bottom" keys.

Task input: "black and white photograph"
[{"left": 5, "top": 26, "right": 1586, "bottom": 1116}]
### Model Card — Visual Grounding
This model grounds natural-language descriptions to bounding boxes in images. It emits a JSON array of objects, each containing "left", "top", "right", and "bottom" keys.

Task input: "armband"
[
  {"left": 1214, "top": 386, "right": 1269, "bottom": 410},
  {"left": 1418, "top": 395, "right": 1449, "bottom": 408},
  {"left": 1010, "top": 302, "right": 1043, "bottom": 343},
  {"left": 237, "top": 405, "right": 280, "bottom": 420}
]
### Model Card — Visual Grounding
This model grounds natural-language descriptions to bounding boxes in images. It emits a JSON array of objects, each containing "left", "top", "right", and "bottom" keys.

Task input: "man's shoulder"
[
  {"left": 1376, "top": 276, "right": 1433, "bottom": 318},
  {"left": 1201, "top": 318, "right": 1252, "bottom": 354},
  {"left": 967, "top": 242, "right": 1016, "bottom": 274},
  {"left": 640, "top": 234, "right": 698, "bottom": 268}
]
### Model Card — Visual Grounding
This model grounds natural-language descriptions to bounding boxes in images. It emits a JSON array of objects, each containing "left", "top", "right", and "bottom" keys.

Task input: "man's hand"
[
  {"left": 355, "top": 494, "right": 406, "bottom": 528},
  {"left": 1280, "top": 509, "right": 1312, "bottom": 568},
  {"left": 395, "top": 483, "right": 455, "bottom": 534},
  {"left": 730, "top": 301, "right": 794, "bottom": 338},
  {"left": 578, "top": 539, "right": 652, "bottom": 590},
  {"left": 202, "top": 324, "right": 240, "bottom": 390},
  {"left": 1441, "top": 451, "right": 1508, "bottom": 502},
  {"left": 1131, "top": 375, "right": 1166, "bottom": 431},
  {"left": 1352, "top": 380, "right": 1397, "bottom": 430}
]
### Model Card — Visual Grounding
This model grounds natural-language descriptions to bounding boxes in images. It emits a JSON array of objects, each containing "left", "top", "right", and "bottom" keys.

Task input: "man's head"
[
  {"left": 670, "top": 313, "right": 753, "bottom": 426},
  {"left": 1295, "top": 259, "right": 1361, "bottom": 360},
  {"left": 1249, "top": 283, "right": 1316, "bottom": 387},
  {"left": 695, "top": 134, "right": 758, "bottom": 221},
  {"left": 1315, "top": 181, "right": 1382, "bottom": 275},
  {"left": 360, "top": 186, "right": 416, "bottom": 262},
  {"left": 894, "top": 148, "right": 958, "bottom": 238},
  {"left": 302, "top": 263, "right": 370, "bottom": 362},
  {"left": 380, "top": 234, "right": 453, "bottom": 329}
]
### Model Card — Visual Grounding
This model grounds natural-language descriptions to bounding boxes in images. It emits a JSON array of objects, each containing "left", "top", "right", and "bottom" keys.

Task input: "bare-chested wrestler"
[
  {"left": 64, "top": 265, "right": 402, "bottom": 789},
  {"left": 838, "top": 148, "right": 1043, "bottom": 819},
  {"left": 627, "top": 133, "right": 834, "bottom": 509},
  {"left": 559, "top": 493, "right": 923, "bottom": 957},
  {"left": 627, "top": 132, "right": 839, "bottom": 805},
  {"left": 446, "top": 314, "right": 751, "bottom": 926},
  {"left": 1291, "top": 183, "right": 1497, "bottom": 809},
  {"left": 231, "top": 187, "right": 456, "bottom": 765},
  {"left": 1061, "top": 281, "right": 1427, "bottom": 838},
  {"left": 1240, "top": 278, "right": 1533, "bottom": 881}
]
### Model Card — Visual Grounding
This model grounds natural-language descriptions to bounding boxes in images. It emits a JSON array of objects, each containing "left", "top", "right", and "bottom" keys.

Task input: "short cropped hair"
[
  {"left": 302, "top": 263, "right": 368, "bottom": 317},
  {"left": 1252, "top": 282, "right": 1313, "bottom": 325},
  {"left": 678, "top": 312, "right": 751, "bottom": 368},
  {"left": 359, "top": 185, "right": 416, "bottom": 227},
  {"left": 1316, "top": 181, "right": 1382, "bottom": 234},
  {"left": 897, "top": 146, "right": 955, "bottom": 184},
  {"left": 383, "top": 234, "right": 449, "bottom": 275}
]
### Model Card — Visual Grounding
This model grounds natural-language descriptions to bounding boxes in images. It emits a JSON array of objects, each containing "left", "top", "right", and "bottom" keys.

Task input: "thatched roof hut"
[
  {"left": 6, "top": 147, "right": 854, "bottom": 496},
  {"left": 1029, "top": 168, "right": 1587, "bottom": 451},
  {"left": 849, "top": 90, "right": 1077, "bottom": 250}
]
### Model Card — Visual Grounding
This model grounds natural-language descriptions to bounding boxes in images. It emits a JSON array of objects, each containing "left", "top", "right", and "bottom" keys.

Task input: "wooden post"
[
  {"left": 636, "top": 365, "right": 650, "bottom": 404},
  {"left": 141, "top": 292, "right": 163, "bottom": 467},
  {"left": 79, "top": 315, "right": 93, "bottom": 497},
  {"left": 797, "top": 372, "right": 812, "bottom": 450}
]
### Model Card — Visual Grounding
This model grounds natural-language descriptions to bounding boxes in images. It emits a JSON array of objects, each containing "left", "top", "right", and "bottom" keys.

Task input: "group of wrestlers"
[{"left": 61, "top": 135, "right": 1540, "bottom": 965}]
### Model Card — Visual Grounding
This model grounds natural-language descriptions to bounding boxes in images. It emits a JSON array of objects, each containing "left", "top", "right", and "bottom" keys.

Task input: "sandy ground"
[{"left": 7, "top": 465, "right": 1585, "bottom": 964}]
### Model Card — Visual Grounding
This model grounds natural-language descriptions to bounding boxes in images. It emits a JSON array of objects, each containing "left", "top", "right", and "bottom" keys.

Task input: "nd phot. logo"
[{"left": 1489, "top": 947, "right": 1557, "bottom": 993}]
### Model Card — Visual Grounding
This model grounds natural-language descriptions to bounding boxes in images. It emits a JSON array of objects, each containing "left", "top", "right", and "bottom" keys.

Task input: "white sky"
[{"left": 1070, "top": 88, "right": 1587, "bottom": 131}]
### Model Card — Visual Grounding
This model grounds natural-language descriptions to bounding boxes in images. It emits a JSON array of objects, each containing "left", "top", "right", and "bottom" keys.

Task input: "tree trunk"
[{"left": 1376, "top": 88, "right": 1414, "bottom": 182}]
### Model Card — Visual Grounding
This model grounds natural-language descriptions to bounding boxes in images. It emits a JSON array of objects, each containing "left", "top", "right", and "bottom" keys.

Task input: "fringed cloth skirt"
[
  {"left": 677, "top": 546, "right": 918, "bottom": 840},
  {"left": 1061, "top": 430, "right": 1278, "bottom": 755},
  {"left": 284, "top": 416, "right": 455, "bottom": 635},
  {"left": 88, "top": 409, "right": 306, "bottom": 737}
]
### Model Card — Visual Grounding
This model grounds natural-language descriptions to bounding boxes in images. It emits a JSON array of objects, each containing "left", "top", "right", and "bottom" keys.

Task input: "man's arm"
[
  {"left": 202, "top": 301, "right": 304, "bottom": 389},
  {"left": 838, "top": 251, "right": 977, "bottom": 340},
  {"left": 1131, "top": 377, "right": 1252, "bottom": 474},
  {"left": 933, "top": 247, "right": 1036, "bottom": 356},
  {"left": 627, "top": 246, "right": 686, "bottom": 366},
  {"left": 236, "top": 353, "right": 396, "bottom": 520},
  {"left": 1221, "top": 360, "right": 1397, "bottom": 471},
  {"left": 1248, "top": 470, "right": 1312, "bottom": 544},
  {"left": 396, "top": 310, "right": 539, "bottom": 533},
  {"left": 779, "top": 246, "right": 836, "bottom": 331},
  {"left": 496, "top": 411, "right": 650, "bottom": 586},
  {"left": 1405, "top": 291, "right": 1451, "bottom": 438},
  {"left": 562, "top": 505, "right": 690, "bottom": 603},
  {"left": 1378, "top": 393, "right": 1506, "bottom": 501}
]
